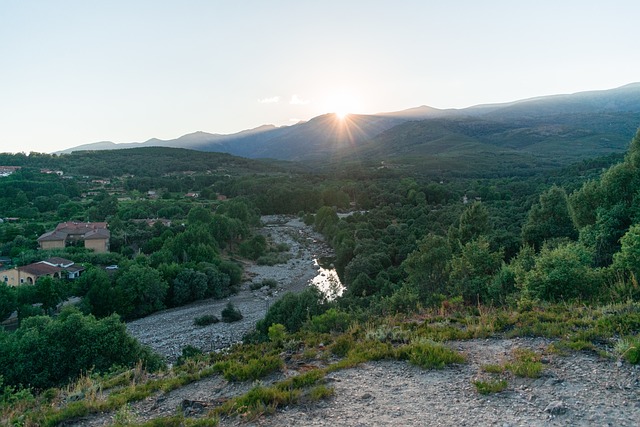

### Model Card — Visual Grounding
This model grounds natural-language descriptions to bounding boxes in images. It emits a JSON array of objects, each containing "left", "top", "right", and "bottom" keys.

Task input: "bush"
[
  {"left": 194, "top": 314, "right": 220, "bottom": 327},
  {"left": 400, "top": 340, "right": 465, "bottom": 369},
  {"left": 221, "top": 302, "right": 243, "bottom": 323}
]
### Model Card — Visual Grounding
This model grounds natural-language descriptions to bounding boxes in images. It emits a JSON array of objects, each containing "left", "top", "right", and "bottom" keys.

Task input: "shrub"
[
  {"left": 194, "top": 314, "right": 219, "bottom": 327},
  {"left": 268, "top": 324, "right": 287, "bottom": 346},
  {"left": 221, "top": 302, "right": 243, "bottom": 323}
]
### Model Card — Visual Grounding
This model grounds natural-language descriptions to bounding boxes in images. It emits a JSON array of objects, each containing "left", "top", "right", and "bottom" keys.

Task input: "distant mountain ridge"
[{"left": 59, "top": 83, "right": 640, "bottom": 162}]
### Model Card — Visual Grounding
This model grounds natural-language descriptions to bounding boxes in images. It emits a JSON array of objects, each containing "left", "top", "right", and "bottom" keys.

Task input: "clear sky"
[{"left": 1, "top": 1, "right": 639, "bottom": 154}]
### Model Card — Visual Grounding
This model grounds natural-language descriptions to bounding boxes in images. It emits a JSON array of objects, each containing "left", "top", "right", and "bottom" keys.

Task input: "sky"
[{"left": 1, "top": 1, "right": 639, "bottom": 154}]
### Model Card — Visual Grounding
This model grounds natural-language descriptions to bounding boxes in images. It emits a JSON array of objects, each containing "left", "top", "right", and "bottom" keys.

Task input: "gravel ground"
[
  {"left": 235, "top": 337, "right": 640, "bottom": 427},
  {"left": 126, "top": 215, "right": 333, "bottom": 362}
]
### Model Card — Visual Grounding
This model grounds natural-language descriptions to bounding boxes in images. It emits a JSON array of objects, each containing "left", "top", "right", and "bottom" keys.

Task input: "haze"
[{"left": 1, "top": 0, "right": 639, "bottom": 154}]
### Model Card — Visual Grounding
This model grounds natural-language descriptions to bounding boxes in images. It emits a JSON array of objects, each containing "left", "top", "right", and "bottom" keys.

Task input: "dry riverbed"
[{"left": 126, "top": 215, "right": 333, "bottom": 362}]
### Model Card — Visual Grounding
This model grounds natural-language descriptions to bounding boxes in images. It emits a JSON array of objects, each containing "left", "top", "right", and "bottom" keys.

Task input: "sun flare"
[{"left": 324, "top": 91, "right": 360, "bottom": 120}]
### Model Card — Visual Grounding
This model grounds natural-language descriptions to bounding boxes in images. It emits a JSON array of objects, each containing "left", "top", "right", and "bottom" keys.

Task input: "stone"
[{"left": 544, "top": 400, "right": 567, "bottom": 415}]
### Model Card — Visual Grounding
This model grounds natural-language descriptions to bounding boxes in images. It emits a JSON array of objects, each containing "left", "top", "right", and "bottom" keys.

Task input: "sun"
[{"left": 324, "top": 91, "right": 360, "bottom": 120}]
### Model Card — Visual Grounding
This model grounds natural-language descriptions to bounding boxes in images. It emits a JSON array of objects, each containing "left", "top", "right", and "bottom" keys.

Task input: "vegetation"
[{"left": 2, "top": 124, "right": 640, "bottom": 424}]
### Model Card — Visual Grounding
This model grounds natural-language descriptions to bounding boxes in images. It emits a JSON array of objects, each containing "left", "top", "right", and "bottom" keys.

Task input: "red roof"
[{"left": 18, "top": 263, "right": 62, "bottom": 277}]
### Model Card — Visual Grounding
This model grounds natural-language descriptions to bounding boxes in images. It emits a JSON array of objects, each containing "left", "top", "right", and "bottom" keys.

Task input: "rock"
[{"left": 544, "top": 400, "right": 567, "bottom": 415}]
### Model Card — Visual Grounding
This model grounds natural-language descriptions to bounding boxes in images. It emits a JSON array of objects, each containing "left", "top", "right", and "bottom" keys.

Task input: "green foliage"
[
  {"left": 0, "top": 308, "right": 164, "bottom": 390},
  {"left": 522, "top": 242, "right": 599, "bottom": 301},
  {"left": 506, "top": 348, "right": 543, "bottom": 378},
  {"left": 403, "top": 233, "right": 451, "bottom": 300},
  {"left": 449, "top": 237, "right": 503, "bottom": 303},
  {"left": 239, "top": 235, "right": 267, "bottom": 260},
  {"left": 456, "top": 201, "right": 490, "bottom": 245},
  {"left": 116, "top": 264, "right": 168, "bottom": 319},
  {"left": 267, "top": 324, "right": 287, "bottom": 346},
  {"left": 221, "top": 302, "right": 243, "bottom": 323},
  {"left": 613, "top": 224, "right": 640, "bottom": 280},
  {"left": 193, "top": 315, "right": 219, "bottom": 327},
  {"left": 0, "top": 283, "right": 16, "bottom": 321},
  {"left": 306, "top": 308, "right": 353, "bottom": 334},
  {"left": 616, "top": 337, "right": 640, "bottom": 364},
  {"left": 214, "top": 354, "right": 282, "bottom": 381},
  {"left": 522, "top": 185, "right": 577, "bottom": 250},
  {"left": 255, "top": 289, "right": 327, "bottom": 337},
  {"left": 399, "top": 339, "right": 465, "bottom": 369},
  {"left": 172, "top": 268, "right": 208, "bottom": 306},
  {"left": 473, "top": 378, "right": 508, "bottom": 395}
]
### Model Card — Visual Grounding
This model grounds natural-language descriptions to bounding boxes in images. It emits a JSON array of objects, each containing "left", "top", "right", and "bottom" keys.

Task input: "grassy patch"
[
  {"left": 473, "top": 379, "right": 508, "bottom": 395},
  {"left": 506, "top": 348, "right": 543, "bottom": 378},
  {"left": 399, "top": 340, "right": 465, "bottom": 370}
]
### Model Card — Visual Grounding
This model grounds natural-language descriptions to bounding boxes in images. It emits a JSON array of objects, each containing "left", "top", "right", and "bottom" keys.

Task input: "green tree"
[
  {"left": 522, "top": 242, "right": 598, "bottom": 301},
  {"left": 403, "top": 233, "right": 452, "bottom": 300},
  {"left": 172, "top": 268, "right": 208, "bottom": 306},
  {"left": 116, "top": 264, "right": 168, "bottom": 319},
  {"left": 0, "top": 283, "right": 16, "bottom": 321},
  {"left": 522, "top": 186, "right": 577, "bottom": 250},
  {"left": 613, "top": 224, "right": 640, "bottom": 280},
  {"left": 449, "top": 237, "right": 502, "bottom": 303}
]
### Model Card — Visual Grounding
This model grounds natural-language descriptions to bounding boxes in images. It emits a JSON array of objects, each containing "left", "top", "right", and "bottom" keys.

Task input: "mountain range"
[{"left": 60, "top": 83, "right": 640, "bottom": 164}]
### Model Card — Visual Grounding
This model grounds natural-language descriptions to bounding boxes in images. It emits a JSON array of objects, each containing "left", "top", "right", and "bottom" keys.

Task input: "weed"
[
  {"left": 481, "top": 364, "right": 505, "bottom": 374},
  {"left": 616, "top": 337, "right": 640, "bottom": 364},
  {"left": 308, "top": 384, "right": 335, "bottom": 401},
  {"left": 400, "top": 339, "right": 465, "bottom": 369},
  {"left": 473, "top": 379, "right": 508, "bottom": 395},
  {"left": 506, "top": 348, "right": 543, "bottom": 378}
]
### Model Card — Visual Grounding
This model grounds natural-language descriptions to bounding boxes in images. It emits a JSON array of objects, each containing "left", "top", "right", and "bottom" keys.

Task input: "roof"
[
  {"left": 42, "top": 257, "right": 75, "bottom": 268},
  {"left": 37, "top": 230, "right": 68, "bottom": 242},
  {"left": 18, "top": 262, "right": 63, "bottom": 277},
  {"left": 65, "top": 265, "right": 85, "bottom": 273},
  {"left": 38, "top": 222, "right": 110, "bottom": 242},
  {"left": 55, "top": 221, "right": 108, "bottom": 234},
  {"left": 83, "top": 229, "right": 111, "bottom": 240}
]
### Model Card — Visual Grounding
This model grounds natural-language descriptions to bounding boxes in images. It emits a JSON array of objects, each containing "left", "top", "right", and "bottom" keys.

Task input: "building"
[
  {"left": 2, "top": 257, "right": 85, "bottom": 286},
  {"left": 37, "top": 222, "right": 110, "bottom": 253}
]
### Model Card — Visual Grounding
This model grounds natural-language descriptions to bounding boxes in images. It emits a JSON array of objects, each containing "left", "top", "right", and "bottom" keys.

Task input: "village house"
[
  {"left": 2, "top": 257, "right": 85, "bottom": 286},
  {"left": 0, "top": 166, "right": 21, "bottom": 177},
  {"left": 37, "top": 221, "right": 110, "bottom": 253}
]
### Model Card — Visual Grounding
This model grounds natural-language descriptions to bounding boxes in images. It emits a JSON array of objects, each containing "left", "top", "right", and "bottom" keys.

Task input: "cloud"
[
  {"left": 258, "top": 96, "right": 280, "bottom": 104},
  {"left": 290, "top": 94, "right": 310, "bottom": 105}
]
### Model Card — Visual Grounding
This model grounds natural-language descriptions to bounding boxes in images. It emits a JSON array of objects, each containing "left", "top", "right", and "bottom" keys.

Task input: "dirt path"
[{"left": 126, "top": 215, "right": 333, "bottom": 362}]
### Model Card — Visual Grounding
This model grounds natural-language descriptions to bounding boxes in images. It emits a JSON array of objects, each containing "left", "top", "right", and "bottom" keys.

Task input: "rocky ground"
[
  {"left": 80, "top": 216, "right": 640, "bottom": 426},
  {"left": 126, "top": 215, "right": 333, "bottom": 362}
]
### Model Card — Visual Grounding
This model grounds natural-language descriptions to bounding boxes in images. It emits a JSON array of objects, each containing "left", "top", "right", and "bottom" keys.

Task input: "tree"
[
  {"left": 613, "top": 224, "right": 640, "bottom": 280},
  {"left": 403, "top": 233, "right": 452, "bottom": 299},
  {"left": 34, "top": 276, "right": 63, "bottom": 314},
  {"left": 522, "top": 242, "right": 597, "bottom": 301},
  {"left": 451, "top": 202, "right": 490, "bottom": 248},
  {"left": 116, "top": 264, "right": 168, "bottom": 319},
  {"left": 0, "top": 283, "right": 16, "bottom": 321},
  {"left": 172, "top": 269, "right": 208, "bottom": 306},
  {"left": 449, "top": 237, "right": 502, "bottom": 303},
  {"left": 522, "top": 186, "right": 577, "bottom": 250}
]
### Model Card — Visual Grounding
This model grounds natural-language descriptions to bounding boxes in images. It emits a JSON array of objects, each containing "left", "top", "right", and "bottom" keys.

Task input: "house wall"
[
  {"left": 2, "top": 269, "right": 39, "bottom": 287},
  {"left": 84, "top": 238, "right": 109, "bottom": 253},
  {"left": 39, "top": 240, "right": 66, "bottom": 250}
]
